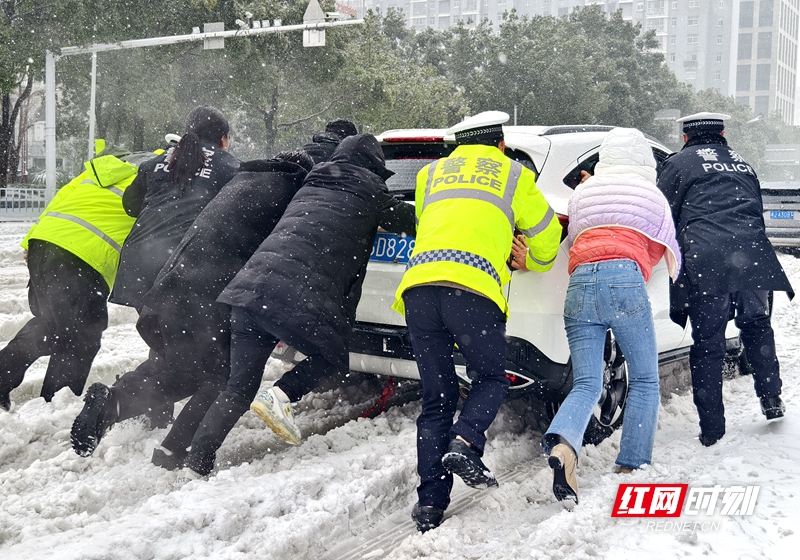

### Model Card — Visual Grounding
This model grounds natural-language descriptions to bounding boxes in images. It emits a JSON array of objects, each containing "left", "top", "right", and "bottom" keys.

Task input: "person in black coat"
[
  {"left": 658, "top": 112, "right": 794, "bottom": 447},
  {"left": 70, "top": 151, "right": 314, "bottom": 461},
  {"left": 300, "top": 118, "right": 358, "bottom": 164},
  {"left": 180, "top": 134, "right": 416, "bottom": 479},
  {"left": 110, "top": 105, "right": 240, "bottom": 312}
]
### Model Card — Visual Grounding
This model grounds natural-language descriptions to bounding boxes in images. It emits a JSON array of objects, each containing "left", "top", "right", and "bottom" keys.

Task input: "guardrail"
[{"left": 0, "top": 186, "right": 46, "bottom": 220}]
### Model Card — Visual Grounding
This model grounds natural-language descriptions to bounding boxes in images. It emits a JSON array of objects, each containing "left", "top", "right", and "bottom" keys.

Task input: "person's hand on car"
[{"left": 509, "top": 234, "right": 529, "bottom": 271}]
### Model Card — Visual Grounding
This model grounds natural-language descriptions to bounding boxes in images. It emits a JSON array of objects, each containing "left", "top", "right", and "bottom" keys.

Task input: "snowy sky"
[{"left": 0, "top": 220, "right": 798, "bottom": 560}]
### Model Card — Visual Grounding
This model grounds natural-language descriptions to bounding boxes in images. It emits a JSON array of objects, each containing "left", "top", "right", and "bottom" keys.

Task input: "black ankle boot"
[
  {"left": 760, "top": 396, "right": 785, "bottom": 420},
  {"left": 441, "top": 438, "right": 498, "bottom": 489},
  {"left": 71, "top": 383, "right": 119, "bottom": 457},
  {"left": 411, "top": 503, "right": 444, "bottom": 532}
]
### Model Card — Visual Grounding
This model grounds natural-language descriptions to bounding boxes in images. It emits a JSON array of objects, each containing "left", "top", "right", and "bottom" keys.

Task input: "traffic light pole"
[{"left": 44, "top": 15, "right": 363, "bottom": 202}]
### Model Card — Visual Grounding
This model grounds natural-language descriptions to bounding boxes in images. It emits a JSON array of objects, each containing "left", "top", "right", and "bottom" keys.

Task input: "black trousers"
[
  {"left": 111, "top": 315, "right": 230, "bottom": 454},
  {"left": 0, "top": 241, "right": 108, "bottom": 401},
  {"left": 404, "top": 286, "right": 509, "bottom": 511},
  {"left": 185, "top": 307, "right": 339, "bottom": 476},
  {"left": 688, "top": 290, "right": 781, "bottom": 439}
]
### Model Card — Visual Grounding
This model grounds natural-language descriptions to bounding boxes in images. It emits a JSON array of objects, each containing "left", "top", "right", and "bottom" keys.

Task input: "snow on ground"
[{"left": 0, "top": 220, "right": 798, "bottom": 560}]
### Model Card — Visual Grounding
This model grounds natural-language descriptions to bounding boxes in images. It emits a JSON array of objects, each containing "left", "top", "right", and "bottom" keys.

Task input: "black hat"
[{"left": 325, "top": 119, "right": 358, "bottom": 140}]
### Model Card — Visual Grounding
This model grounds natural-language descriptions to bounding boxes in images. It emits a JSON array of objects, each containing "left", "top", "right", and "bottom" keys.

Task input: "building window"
[
  {"left": 687, "top": 35, "right": 698, "bottom": 44},
  {"left": 688, "top": 16, "right": 699, "bottom": 26},
  {"left": 715, "top": 70, "right": 722, "bottom": 80},
  {"left": 758, "top": 0, "right": 774, "bottom": 27},
  {"left": 669, "top": 53, "right": 676, "bottom": 62},
  {"left": 637, "top": 2, "right": 644, "bottom": 11},
  {"left": 756, "top": 64, "right": 771, "bottom": 90},
  {"left": 717, "top": 36, "right": 724, "bottom": 45},
  {"left": 738, "top": 33, "right": 752, "bottom": 60},
  {"left": 716, "top": 53, "right": 723, "bottom": 63},
  {"left": 558, "top": 7, "right": 569, "bottom": 16},
  {"left": 686, "top": 71, "right": 697, "bottom": 79},
  {"left": 717, "top": 18, "right": 724, "bottom": 26},
  {"left": 757, "top": 32, "right": 772, "bottom": 59},
  {"left": 669, "top": 35, "right": 676, "bottom": 45},
  {"left": 718, "top": 1, "right": 724, "bottom": 7},
  {"left": 688, "top": 0, "right": 699, "bottom": 7},
  {"left": 737, "top": 65, "right": 751, "bottom": 91},
  {"left": 736, "top": 96, "right": 750, "bottom": 106},
  {"left": 671, "top": 17, "right": 677, "bottom": 27},
  {"left": 755, "top": 95, "right": 769, "bottom": 116},
  {"left": 689, "top": 53, "right": 698, "bottom": 62},
  {"left": 739, "top": 1, "right": 754, "bottom": 28},
  {"left": 672, "top": 1, "right": 677, "bottom": 8}
]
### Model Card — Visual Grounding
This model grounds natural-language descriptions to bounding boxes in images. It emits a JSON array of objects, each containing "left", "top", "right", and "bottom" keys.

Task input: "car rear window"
[{"left": 382, "top": 143, "right": 537, "bottom": 200}]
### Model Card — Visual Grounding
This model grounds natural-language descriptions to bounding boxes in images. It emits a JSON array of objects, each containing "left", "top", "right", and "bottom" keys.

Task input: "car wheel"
[{"left": 545, "top": 331, "right": 629, "bottom": 447}]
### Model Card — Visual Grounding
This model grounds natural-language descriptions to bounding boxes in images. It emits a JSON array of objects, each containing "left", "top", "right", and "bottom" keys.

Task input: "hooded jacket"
[
  {"left": 110, "top": 140, "right": 240, "bottom": 310},
  {"left": 218, "top": 134, "right": 416, "bottom": 372},
  {"left": 136, "top": 159, "right": 310, "bottom": 362},
  {"left": 658, "top": 134, "right": 794, "bottom": 327},
  {"left": 22, "top": 155, "right": 138, "bottom": 289},
  {"left": 567, "top": 128, "right": 682, "bottom": 280}
]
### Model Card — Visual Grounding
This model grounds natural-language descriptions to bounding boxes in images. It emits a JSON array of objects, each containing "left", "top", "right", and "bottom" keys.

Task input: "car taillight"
[
  {"left": 505, "top": 372, "right": 533, "bottom": 387},
  {"left": 383, "top": 136, "right": 445, "bottom": 143},
  {"left": 557, "top": 214, "right": 569, "bottom": 241}
]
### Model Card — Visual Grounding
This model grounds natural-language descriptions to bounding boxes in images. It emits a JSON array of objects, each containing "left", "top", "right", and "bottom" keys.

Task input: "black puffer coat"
[
  {"left": 218, "top": 134, "right": 416, "bottom": 371},
  {"left": 658, "top": 136, "right": 794, "bottom": 327},
  {"left": 110, "top": 140, "right": 240, "bottom": 310},
  {"left": 137, "top": 159, "right": 310, "bottom": 362}
]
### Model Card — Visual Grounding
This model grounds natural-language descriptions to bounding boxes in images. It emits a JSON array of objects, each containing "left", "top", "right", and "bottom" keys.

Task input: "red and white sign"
[{"left": 611, "top": 484, "right": 689, "bottom": 517}]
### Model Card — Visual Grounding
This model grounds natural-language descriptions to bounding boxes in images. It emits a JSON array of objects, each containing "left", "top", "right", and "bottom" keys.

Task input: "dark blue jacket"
[{"left": 658, "top": 136, "right": 793, "bottom": 327}]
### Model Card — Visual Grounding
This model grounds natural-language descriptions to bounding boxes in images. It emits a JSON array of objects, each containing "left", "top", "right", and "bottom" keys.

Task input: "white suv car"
[{"left": 283, "top": 125, "right": 741, "bottom": 444}]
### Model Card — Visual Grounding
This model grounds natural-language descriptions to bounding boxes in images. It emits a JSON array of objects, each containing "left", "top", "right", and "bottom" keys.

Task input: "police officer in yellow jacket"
[
  {"left": 393, "top": 111, "right": 561, "bottom": 532},
  {"left": 0, "top": 154, "right": 138, "bottom": 410}
]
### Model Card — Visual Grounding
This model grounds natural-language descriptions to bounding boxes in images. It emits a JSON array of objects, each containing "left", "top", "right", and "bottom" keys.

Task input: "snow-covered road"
[{"left": 1, "top": 221, "right": 798, "bottom": 560}]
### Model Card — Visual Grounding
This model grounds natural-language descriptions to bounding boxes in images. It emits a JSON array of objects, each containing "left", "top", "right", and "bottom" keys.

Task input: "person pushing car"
[{"left": 392, "top": 111, "right": 562, "bottom": 532}]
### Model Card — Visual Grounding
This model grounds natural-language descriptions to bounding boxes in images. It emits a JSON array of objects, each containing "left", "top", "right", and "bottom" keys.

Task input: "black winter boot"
[
  {"left": 411, "top": 503, "right": 444, "bottom": 533},
  {"left": 441, "top": 438, "right": 498, "bottom": 489},
  {"left": 71, "top": 383, "right": 119, "bottom": 457},
  {"left": 152, "top": 446, "right": 187, "bottom": 471},
  {"left": 761, "top": 396, "right": 785, "bottom": 420}
]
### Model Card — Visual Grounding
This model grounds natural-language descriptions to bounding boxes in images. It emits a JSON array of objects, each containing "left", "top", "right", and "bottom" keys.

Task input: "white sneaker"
[
  {"left": 174, "top": 467, "right": 205, "bottom": 488},
  {"left": 250, "top": 387, "right": 302, "bottom": 445}
]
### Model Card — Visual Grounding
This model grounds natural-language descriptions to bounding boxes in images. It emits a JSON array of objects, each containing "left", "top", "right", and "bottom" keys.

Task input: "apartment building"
[{"left": 336, "top": 0, "right": 800, "bottom": 125}]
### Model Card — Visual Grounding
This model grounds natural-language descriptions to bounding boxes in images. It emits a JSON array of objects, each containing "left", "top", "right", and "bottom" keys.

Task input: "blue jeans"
[{"left": 542, "top": 260, "right": 660, "bottom": 469}]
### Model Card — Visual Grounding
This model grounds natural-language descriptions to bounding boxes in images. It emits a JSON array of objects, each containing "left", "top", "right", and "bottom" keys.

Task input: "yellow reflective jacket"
[
  {"left": 22, "top": 155, "right": 138, "bottom": 289},
  {"left": 393, "top": 144, "right": 561, "bottom": 316}
]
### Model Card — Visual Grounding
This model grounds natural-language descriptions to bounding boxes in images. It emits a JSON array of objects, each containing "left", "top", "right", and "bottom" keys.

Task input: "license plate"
[
  {"left": 770, "top": 210, "right": 795, "bottom": 219},
  {"left": 370, "top": 232, "right": 415, "bottom": 264}
]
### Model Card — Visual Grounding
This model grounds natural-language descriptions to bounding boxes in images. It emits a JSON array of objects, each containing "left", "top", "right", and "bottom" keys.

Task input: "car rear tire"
[{"left": 545, "top": 331, "right": 629, "bottom": 447}]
